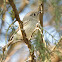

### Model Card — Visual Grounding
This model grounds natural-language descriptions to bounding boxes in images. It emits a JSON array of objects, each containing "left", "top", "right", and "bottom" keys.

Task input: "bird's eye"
[
  {"left": 33, "top": 13, "right": 36, "bottom": 16},
  {"left": 30, "top": 13, "right": 37, "bottom": 16}
]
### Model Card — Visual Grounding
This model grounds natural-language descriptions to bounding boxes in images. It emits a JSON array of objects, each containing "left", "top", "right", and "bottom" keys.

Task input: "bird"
[
  {"left": 11, "top": 11, "right": 40, "bottom": 43},
  {"left": 7, "top": 11, "right": 40, "bottom": 59}
]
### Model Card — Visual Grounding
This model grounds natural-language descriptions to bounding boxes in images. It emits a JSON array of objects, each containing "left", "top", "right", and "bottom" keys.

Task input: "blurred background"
[
  {"left": 0, "top": 0, "right": 62, "bottom": 62},
  {"left": 0, "top": 0, "right": 62, "bottom": 47}
]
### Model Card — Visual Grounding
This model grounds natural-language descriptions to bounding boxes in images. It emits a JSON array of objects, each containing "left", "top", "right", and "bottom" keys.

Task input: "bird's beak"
[
  {"left": 36, "top": 11, "right": 42, "bottom": 15},
  {"left": 38, "top": 11, "right": 43, "bottom": 14}
]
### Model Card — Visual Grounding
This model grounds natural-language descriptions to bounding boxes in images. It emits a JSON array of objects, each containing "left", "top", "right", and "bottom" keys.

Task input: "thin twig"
[{"left": 39, "top": 2, "right": 44, "bottom": 43}]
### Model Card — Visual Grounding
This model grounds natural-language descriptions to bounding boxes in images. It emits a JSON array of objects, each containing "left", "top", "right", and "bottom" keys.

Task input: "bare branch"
[{"left": 8, "top": 0, "right": 35, "bottom": 61}]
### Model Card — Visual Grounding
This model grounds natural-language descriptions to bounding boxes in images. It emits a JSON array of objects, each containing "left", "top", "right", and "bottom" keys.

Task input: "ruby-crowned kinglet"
[{"left": 11, "top": 11, "right": 40, "bottom": 42}]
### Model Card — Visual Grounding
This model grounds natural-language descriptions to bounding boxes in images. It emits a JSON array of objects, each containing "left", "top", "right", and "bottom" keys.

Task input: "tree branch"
[
  {"left": 8, "top": 0, "right": 35, "bottom": 61},
  {"left": 39, "top": 2, "right": 44, "bottom": 43}
]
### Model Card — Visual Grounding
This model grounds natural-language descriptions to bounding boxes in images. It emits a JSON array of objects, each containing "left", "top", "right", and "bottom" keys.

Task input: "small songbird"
[{"left": 11, "top": 11, "right": 40, "bottom": 42}]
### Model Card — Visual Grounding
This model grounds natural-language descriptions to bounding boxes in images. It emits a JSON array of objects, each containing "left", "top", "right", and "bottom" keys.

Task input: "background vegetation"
[{"left": 0, "top": 0, "right": 62, "bottom": 62}]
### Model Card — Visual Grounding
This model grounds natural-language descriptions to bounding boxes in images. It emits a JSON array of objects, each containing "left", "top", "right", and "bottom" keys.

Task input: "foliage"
[
  {"left": 9, "top": 9, "right": 15, "bottom": 20},
  {"left": 0, "top": 0, "right": 62, "bottom": 62},
  {"left": 31, "top": 29, "right": 51, "bottom": 62}
]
